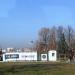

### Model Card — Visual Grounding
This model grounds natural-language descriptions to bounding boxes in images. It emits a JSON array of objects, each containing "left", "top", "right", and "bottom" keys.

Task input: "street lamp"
[{"left": 29, "top": 40, "right": 34, "bottom": 50}]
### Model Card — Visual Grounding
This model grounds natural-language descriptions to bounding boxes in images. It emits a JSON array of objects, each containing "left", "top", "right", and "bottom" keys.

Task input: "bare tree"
[
  {"left": 37, "top": 27, "right": 50, "bottom": 53},
  {"left": 66, "top": 26, "right": 75, "bottom": 61},
  {"left": 48, "top": 26, "right": 57, "bottom": 50},
  {"left": 66, "top": 26, "right": 74, "bottom": 49}
]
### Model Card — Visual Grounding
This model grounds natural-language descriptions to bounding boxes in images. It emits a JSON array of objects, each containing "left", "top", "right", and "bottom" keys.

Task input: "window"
[
  {"left": 5, "top": 54, "right": 19, "bottom": 59},
  {"left": 52, "top": 53, "right": 55, "bottom": 56}
]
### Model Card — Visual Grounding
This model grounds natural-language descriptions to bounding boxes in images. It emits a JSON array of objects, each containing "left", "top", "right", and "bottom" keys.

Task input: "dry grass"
[{"left": 0, "top": 62, "right": 75, "bottom": 75}]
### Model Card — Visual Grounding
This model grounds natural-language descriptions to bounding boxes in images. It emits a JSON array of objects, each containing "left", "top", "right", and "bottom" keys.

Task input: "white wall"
[
  {"left": 2, "top": 50, "right": 57, "bottom": 62},
  {"left": 3, "top": 52, "right": 37, "bottom": 62},
  {"left": 48, "top": 50, "right": 57, "bottom": 61},
  {"left": 19, "top": 52, "right": 37, "bottom": 61}
]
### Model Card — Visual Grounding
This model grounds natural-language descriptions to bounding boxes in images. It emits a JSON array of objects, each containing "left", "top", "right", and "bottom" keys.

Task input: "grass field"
[{"left": 0, "top": 62, "right": 75, "bottom": 75}]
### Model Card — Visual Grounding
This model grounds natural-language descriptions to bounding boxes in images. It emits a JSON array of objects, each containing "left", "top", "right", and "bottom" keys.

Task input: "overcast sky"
[{"left": 0, "top": 0, "right": 75, "bottom": 48}]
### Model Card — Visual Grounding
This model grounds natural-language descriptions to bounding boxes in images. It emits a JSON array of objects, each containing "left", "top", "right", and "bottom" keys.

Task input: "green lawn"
[{"left": 0, "top": 62, "right": 75, "bottom": 75}]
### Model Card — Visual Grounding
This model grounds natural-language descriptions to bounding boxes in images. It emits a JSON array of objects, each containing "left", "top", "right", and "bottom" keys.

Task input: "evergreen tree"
[{"left": 58, "top": 33, "right": 68, "bottom": 54}]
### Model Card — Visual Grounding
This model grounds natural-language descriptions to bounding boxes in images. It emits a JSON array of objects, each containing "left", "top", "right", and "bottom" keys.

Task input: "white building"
[
  {"left": 3, "top": 51, "right": 37, "bottom": 62},
  {"left": 2, "top": 49, "right": 57, "bottom": 62},
  {"left": 48, "top": 50, "right": 57, "bottom": 61},
  {"left": 6, "top": 48, "right": 14, "bottom": 52}
]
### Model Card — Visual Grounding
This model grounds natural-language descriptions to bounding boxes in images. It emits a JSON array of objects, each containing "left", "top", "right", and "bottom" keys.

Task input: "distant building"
[
  {"left": 16, "top": 48, "right": 33, "bottom": 52},
  {"left": 6, "top": 48, "right": 14, "bottom": 52}
]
